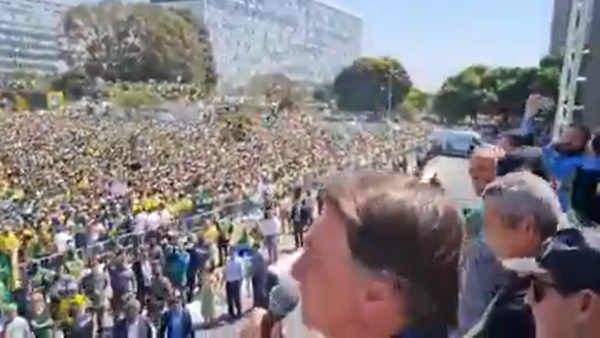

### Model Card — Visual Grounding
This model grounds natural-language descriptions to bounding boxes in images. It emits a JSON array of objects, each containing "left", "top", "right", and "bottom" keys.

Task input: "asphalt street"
[
  {"left": 202, "top": 155, "right": 476, "bottom": 337},
  {"left": 421, "top": 155, "right": 478, "bottom": 207}
]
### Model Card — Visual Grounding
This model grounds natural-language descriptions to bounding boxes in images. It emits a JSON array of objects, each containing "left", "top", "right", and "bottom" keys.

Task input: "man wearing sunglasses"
[{"left": 503, "top": 228, "right": 600, "bottom": 338}]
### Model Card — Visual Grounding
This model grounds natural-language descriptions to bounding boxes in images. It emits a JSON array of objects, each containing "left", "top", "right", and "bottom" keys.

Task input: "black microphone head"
[{"left": 268, "top": 282, "right": 300, "bottom": 321}]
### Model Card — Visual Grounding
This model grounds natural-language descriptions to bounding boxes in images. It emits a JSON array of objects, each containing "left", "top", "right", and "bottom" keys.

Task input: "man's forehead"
[
  {"left": 471, "top": 147, "right": 502, "bottom": 163},
  {"left": 312, "top": 205, "right": 351, "bottom": 251}
]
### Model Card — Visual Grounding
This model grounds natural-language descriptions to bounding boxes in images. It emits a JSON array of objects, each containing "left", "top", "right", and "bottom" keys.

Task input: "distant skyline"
[{"left": 320, "top": 0, "right": 554, "bottom": 92}]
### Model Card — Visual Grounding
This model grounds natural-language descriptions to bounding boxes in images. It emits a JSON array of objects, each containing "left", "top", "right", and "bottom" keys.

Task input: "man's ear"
[
  {"left": 520, "top": 214, "right": 537, "bottom": 236},
  {"left": 574, "top": 290, "right": 597, "bottom": 324}
]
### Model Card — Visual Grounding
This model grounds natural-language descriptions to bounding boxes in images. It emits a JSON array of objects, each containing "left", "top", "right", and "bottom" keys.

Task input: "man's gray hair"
[{"left": 482, "top": 170, "right": 562, "bottom": 239}]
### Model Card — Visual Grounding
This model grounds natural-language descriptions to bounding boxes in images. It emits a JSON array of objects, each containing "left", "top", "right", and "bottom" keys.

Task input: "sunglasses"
[{"left": 527, "top": 276, "right": 559, "bottom": 304}]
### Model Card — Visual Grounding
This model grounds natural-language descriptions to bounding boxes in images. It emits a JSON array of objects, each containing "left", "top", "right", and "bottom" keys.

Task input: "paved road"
[
  {"left": 422, "top": 155, "right": 478, "bottom": 207},
  {"left": 200, "top": 156, "right": 475, "bottom": 337},
  {"left": 196, "top": 250, "right": 313, "bottom": 337}
]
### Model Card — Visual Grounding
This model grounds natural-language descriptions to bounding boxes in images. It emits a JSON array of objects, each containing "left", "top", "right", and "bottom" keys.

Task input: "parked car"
[{"left": 428, "top": 129, "right": 484, "bottom": 158}]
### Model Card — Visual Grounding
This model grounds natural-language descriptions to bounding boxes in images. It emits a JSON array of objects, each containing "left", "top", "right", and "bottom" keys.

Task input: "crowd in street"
[{"left": 0, "top": 103, "right": 431, "bottom": 336}]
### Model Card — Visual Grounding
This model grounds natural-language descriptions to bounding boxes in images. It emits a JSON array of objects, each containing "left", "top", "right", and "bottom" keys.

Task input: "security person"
[
  {"left": 520, "top": 95, "right": 591, "bottom": 211},
  {"left": 570, "top": 132, "right": 600, "bottom": 226}
]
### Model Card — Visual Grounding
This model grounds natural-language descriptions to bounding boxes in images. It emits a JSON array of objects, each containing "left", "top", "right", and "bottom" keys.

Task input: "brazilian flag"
[{"left": 262, "top": 110, "right": 277, "bottom": 129}]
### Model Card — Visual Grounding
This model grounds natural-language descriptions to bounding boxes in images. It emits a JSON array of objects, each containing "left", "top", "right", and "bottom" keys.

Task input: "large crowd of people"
[
  {"left": 5, "top": 88, "right": 600, "bottom": 338},
  {"left": 0, "top": 102, "right": 431, "bottom": 336}
]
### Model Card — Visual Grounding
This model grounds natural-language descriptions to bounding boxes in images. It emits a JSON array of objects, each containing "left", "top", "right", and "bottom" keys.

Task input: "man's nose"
[{"left": 290, "top": 250, "right": 305, "bottom": 281}]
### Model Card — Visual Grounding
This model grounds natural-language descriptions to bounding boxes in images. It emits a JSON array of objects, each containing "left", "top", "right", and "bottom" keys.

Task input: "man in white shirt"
[
  {"left": 2, "top": 303, "right": 31, "bottom": 338},
  {"left": 146, "top": 211, "right": 161, "bottom": 232},
  {"left": 134, "top": 211, "right": 149, "bottom": 233},
  {"left": 259, "top": 211, "right": 280, "bottom": 262},
  {"left": 55, "top": 229, "right": 74, "bottom": 253},
  {"left": 223, "top": 248, "right": 244, "bottom": 319},
  {"left": 159, "top": 208, "right": 173, "bottom": 228}
]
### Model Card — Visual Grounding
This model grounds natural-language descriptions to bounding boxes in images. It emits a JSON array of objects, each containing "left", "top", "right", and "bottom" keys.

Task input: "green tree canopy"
[
  {"left": 333, "top": 56, "right": 412, "bottom": 112},
  {"left": 403, "top": 87, "right": 429, "bottom": 112},
  {"left": 60, "top": 1, "right": 217, "bottom": 93},
  {"left": 110, "top": 85, "right": 162, "bottom": 111},
  {"left": 432, "top": 65, "right": 498, "bottom": 122},
  {"left": 432, "top": 56, "right": 562, "bottom": 122},
  {"left": 51, "top": 69, "right": 93, "bottom": 99}
]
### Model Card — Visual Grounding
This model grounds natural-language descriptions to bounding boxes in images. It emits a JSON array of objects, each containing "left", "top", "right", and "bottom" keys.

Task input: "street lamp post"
[
  {"left": 379, "top": 71, "right": 397, "bottom": 120},
  {"left": 386, "top": 72, "right": 393, "bottom": 113}
]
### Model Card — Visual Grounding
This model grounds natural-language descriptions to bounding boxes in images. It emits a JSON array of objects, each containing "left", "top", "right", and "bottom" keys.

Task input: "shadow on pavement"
[{"left": 197, "top": 309, "right": 253, "bottom": 330}]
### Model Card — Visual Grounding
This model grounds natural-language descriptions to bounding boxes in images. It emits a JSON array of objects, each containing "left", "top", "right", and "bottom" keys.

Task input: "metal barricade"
[{"left": 27, "top": 197, "right": 263, "bottom": 271}]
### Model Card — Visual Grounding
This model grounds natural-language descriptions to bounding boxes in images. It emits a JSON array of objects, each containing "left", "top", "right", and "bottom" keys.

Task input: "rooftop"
[{"left": 314, "top": 0, "right": 362, "bottom": 20}]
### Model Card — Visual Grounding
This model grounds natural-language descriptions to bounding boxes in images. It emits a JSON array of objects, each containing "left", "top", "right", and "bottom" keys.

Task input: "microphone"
[
  {"left": 260, "top": 282, "right": 300, "bottom": 338},
  {"left": 269, "top": 281, "right": 300, "bottom": 321}
]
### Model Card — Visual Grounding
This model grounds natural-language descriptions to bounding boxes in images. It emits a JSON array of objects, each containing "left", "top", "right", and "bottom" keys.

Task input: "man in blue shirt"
[
  {"left": 165, "top": 246, "right": 190, "bottom": 299},
  {"left": 248, "top": 243, "right": 268, "bottom": 308},
  {"left": 186, "top": 237, "right": 210, "bottom": 300},
  {"left": 159, "top": 296, "right": 193, "bottom": 338},
  {"left": 520, "top": 94, "right": 591, "bottom": 211}
]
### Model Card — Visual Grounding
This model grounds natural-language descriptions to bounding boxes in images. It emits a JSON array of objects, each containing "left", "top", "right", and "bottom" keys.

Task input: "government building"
[
  {"left": 152, "top": 0, "right": 362, "bottom": 87},
  {"left": 0, "top": 0, "right": 68, "bottom": 77},
  {"left": 0, "top": 0, "right": 362, "bottom": 88}
]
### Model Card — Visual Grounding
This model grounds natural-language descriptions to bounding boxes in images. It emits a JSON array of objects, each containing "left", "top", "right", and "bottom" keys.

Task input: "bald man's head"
[
  {"left": 469, "top": 146, "right": 503, "bottom": 195},
  {"left": 472, "top": 145, "right": 505, "bottom": 160}
]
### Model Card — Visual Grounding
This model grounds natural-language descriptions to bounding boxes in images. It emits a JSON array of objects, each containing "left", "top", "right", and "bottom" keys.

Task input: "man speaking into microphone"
[{"left": 241, "top": 171, "right": 464, "bottom": 338}]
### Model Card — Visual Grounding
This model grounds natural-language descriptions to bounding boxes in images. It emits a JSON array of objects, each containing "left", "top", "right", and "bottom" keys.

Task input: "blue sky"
[{"left": 321, "top": 0, "right": 554, "bottom": 92}]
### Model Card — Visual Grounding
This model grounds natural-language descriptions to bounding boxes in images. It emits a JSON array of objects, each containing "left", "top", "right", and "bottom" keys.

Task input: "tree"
[
  {"left": 333, "top": 57, "right": 412, "bottom": 112},
  {"left": 51, "top": 69, "right": 93, "bottom": 99},
  {"left": 110, "top": 85, "right": 162, "bottom": 112},
  {"left": 403, "top": 87, "right": 429, "bottom": 112},
  {"left": 60, "top": 2, "right": 217, "bottom": 93},
  {"left": 433, "top": 56, "right": 562, "bottom": 122},
  {"left": 432, "top": 65, "right": 497, "bottom": 122},
  {"left": 533, "top": 55, "right": 562, "bottom": 99},
  {"left": 333, "top": 56, "right": 412, "bottom": 113}
]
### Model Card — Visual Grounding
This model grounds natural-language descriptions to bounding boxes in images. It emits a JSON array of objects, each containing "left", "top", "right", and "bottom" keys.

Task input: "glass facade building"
[
  {"left": 154, "top": 0, "right": 362, "bottom": 86},
  {"left": 0, "top": 0, "right": 68, "bottom": 76}
]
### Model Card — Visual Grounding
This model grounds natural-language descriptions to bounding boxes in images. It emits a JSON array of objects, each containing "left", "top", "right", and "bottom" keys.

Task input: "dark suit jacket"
[
  {"left": 159, "top": 308, "right": 194, "bottom": 338},
  {"left": 571, "top": 166, "right": 600, "bottom": 225},
  {"left": 290, "top": 203, "right": 302, "bottom": 226},
  {"left": 131, "top": 261, "right": 144, "bottom": 286},
  {"left": 300, "top": 201, "right": 314, "bottom": 225},
  {"left": 113, "top": 316, "right": 153, "bottom": 338},
  {"left": 465, "top": 274, "right": 534, "bottom": 338},
  {"left": 69, "top": 315, "right": 95, "bottom": 338}
]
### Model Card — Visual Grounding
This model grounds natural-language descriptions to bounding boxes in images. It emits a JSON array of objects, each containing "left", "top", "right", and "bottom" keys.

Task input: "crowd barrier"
[
  {"left": 23, "top": 142, "right": 427, "bottom": 273},
  {"left": 27, "top": 196, "right": 265, "bottom": 271}
]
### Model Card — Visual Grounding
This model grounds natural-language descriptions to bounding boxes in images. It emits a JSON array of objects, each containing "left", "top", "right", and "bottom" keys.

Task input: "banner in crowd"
[{"left": 46, "top": 91, "right": 65, "bottom": 110}]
